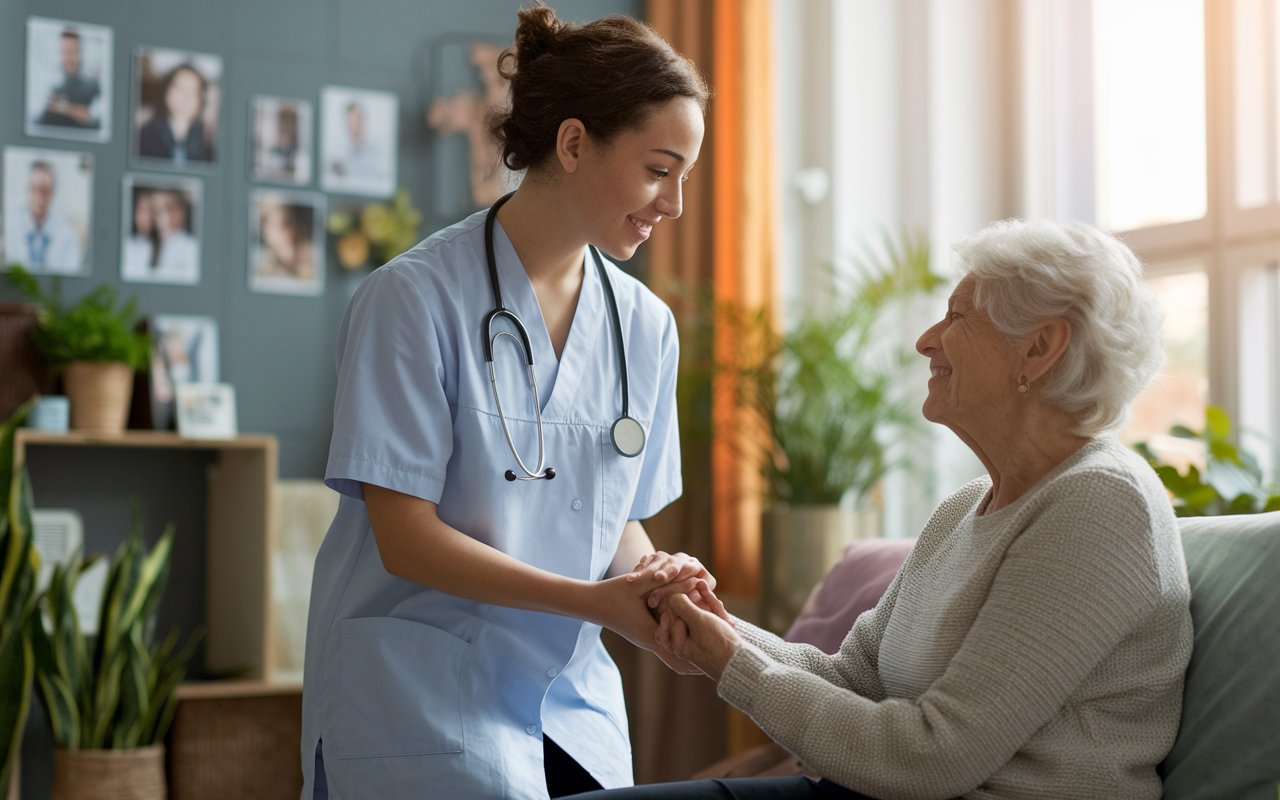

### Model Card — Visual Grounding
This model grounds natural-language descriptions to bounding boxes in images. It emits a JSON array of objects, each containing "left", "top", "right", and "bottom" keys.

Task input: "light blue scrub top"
[{"left": 300, "top": 210, "right": 683, "bottom": 800}]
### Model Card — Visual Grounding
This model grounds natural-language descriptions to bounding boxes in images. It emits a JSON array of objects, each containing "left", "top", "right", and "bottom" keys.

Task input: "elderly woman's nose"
[{"left": 916, "top": 319, "right": 944, "bottom": 356}]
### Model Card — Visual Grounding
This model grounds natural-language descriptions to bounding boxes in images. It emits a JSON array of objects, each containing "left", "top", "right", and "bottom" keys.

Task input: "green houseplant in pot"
[
  {"left": 724, "top": 231, "right": 943, "bottom": 632},
  {"left": 32, "top": 506, "right": 201, "bottom": 800},
  {"left": 7, "top": 267, "right": 150, "bottom": 434},
  {"left": 1, "top": 399, "right": 41, "bottom": 800}
]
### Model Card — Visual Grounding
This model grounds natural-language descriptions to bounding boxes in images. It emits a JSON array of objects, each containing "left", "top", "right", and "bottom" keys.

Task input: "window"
[{"left": 1094, "top": 0, "right": 1207, "bottom": 231}]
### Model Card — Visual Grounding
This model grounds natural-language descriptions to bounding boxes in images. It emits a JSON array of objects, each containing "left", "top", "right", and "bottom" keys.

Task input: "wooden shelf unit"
[{"left": 14, "top": 429, "right": 299, "bottom": 697}]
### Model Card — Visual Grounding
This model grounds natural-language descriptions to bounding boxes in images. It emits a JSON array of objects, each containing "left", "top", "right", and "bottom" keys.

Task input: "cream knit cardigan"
[{"left": 719, "top": 437, "right": 1194, "bottom": 800}]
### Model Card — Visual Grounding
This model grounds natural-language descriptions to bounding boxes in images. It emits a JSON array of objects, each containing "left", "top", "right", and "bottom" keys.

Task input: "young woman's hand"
[
  {"left": 587, "top": 572, "right": 704, "bottom": 675},
  {"left": 656, "top": 593, "right": 744, "bottom": 682}
]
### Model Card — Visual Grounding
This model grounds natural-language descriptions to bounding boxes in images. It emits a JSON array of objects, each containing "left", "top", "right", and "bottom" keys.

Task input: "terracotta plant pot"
[
  {"left": 63, "top": 361, "right": 134, "bottom": 434},
  {"left": 51, "top": 745, "right": 166, "bottom": 800}
]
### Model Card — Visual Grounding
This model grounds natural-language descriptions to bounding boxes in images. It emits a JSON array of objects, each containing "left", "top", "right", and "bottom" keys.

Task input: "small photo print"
[
  {"left": 133, "top": 47, "right": 222, "bottom": 168},
  {"left": 120, "top": 173, "right": 201, "bottom": 285},
  {"left": 249, "top": 189, "right": 326, "bottom": 296},
  {"left": 320, "top": 86, "right": 398, "bottom": 198},
  {"left": 175, "top": 382, "right": 238, "bottom": 440},
  {"left": 149, "top": 314, "right": 219, "bottom": 431},
  {"left": 3, "top": 146, "right": 93, "bottom": 276},
  {"left": 25, "top": 17, "right": 112, "bottom": 142},
  {"left": 251, "top": 96, "right": 313, "bottom": 186}
]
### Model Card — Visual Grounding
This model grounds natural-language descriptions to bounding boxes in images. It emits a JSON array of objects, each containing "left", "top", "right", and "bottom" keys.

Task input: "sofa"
[{"left": 694, "top": 512, "right": 1280, "bottom": 799}]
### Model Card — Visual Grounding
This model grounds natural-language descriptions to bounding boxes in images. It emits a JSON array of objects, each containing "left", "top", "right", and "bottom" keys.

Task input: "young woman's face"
[{"left": 574, "top": 96, "right": 705, "bottom": 261}]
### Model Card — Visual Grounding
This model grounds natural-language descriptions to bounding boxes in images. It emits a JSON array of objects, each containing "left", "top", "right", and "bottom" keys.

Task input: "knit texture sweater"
[{"left": 719, "top": 437, "right": 1194, "bottom": 800}]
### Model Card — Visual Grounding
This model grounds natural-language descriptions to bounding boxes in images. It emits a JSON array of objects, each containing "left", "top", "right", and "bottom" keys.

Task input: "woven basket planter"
[
  {"left": 63, "top": 360, "right": 134, "bottom": 434},
  {"left": 51, "top": 745, "right": 166, "bottom": 800}
]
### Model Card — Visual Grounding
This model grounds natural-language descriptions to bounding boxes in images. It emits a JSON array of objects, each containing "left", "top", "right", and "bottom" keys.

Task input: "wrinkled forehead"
[{"left": 948, "top": 275, "right": 977, "bottom": 307}]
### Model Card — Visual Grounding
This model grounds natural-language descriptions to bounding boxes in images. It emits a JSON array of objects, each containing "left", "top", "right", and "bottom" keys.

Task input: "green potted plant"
[
  {"left": 6, "top": 267, "right": 150, "bottom": 434},
  {"left": 1135, "top": 405, "right": 1280, "bottom": 516},
  {"left": 723, "top": 231, "right": 943, "bottom": 632},
  {"left": 1, "top": 399, "right": 40, "bottom": 800},
  {"left": 32, "top": 506, "right": 200, "bottom": 800}
]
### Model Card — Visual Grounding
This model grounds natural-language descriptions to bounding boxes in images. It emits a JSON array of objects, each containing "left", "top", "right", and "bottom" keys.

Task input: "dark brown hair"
[{"left": 490, "top": 4, "right": 711, "bottom": 172}]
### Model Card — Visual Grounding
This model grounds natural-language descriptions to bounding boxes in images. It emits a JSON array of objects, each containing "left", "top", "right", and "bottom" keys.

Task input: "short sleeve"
[
  {"left": 325, "top": 266, "right": 454, "bottom": 503},
  {"left": 628, "top": 307, "right": 682, "bottom": 519}
]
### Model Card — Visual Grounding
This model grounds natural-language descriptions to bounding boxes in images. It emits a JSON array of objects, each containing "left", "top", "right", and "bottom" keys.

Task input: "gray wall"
[
  {"left": 0, "top": 0, "right": 642, "bottom": 478},
  {"left": 1, "top": 1, "right": 640, "bottom": 796}
]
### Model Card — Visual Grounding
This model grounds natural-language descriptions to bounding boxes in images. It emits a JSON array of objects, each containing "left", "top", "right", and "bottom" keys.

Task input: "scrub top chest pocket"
[{"left": 337, "top": 616, "right": 471, "bottom": 759}]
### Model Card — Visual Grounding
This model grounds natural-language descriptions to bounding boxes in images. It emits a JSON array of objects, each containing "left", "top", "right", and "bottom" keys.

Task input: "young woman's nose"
[{"left": 655, "top": 182, "right": 683, "bottom": 220}]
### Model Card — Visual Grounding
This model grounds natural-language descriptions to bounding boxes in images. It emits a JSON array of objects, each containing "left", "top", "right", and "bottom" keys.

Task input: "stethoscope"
[{"left": 484, "top": 192, "right": 646, "bottom": 482}]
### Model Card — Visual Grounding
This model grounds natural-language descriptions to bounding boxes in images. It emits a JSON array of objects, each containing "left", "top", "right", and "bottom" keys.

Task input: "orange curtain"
[
  {"left": 601, "top": 0, "right": 778, "bottom": 783},
  {"left": 710, "top": 0, "right": 775, "bottom": 596}
]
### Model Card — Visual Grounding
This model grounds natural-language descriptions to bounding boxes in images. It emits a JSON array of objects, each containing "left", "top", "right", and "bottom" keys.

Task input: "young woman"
[{"left": 301, "top": 7, "right": 724, "bottom": 799}]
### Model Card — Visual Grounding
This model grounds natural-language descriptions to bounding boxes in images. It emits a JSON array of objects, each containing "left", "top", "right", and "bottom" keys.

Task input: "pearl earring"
[{"left": 1018, "top": 377, "right": 1029, "bottom": 394}]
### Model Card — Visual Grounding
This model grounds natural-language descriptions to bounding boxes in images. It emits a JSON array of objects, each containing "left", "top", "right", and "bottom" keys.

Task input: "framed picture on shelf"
[
  {"left": 120, "top": 173, "right": 201, "bottom": 285},
  {"left": 3, "top": 146, "right": 93, "bottom": 276},
  {"left": 25, "top": 17, "right": 112, "bottom": 143},
  {"left": 132, "top": 46, "right": 223, "bottom": 168},
  {"left": 175, "top": 382, "right": 237, "bottom": 440},
  {"left": 319, "top": 85, "right": 397, "bottom": 197},
  {"left": 248, "top": 188, "right": 326, "bottom": 296},
  {"left": 250, "top": 95, "right": 313, "bottom": 186},
  {"left": 147, "top": 314, "right": 218, "bottom": 430}
]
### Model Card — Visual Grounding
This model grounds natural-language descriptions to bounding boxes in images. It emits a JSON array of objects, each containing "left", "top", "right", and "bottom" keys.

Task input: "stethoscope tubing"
[{"left": 483, "top": 192, "right": 639, "bottom": 482}]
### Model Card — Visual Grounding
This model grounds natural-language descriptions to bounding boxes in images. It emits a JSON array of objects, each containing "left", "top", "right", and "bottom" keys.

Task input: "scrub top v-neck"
[{"left": 300, "top": 209, "right": 683, "bottom": 800}]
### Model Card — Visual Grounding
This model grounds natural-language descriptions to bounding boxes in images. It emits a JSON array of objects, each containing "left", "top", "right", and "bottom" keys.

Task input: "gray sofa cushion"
[{"left": 1159, "top": 511, "right": 1280, "bottom": 800}]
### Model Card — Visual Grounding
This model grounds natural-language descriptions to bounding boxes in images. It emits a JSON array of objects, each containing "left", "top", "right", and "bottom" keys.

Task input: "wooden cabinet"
[{"left": 14, "top": 429, "right": 301, "bottom": 697}]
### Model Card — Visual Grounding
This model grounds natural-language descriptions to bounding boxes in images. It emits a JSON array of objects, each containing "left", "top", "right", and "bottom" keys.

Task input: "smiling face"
[
  {"left": 915, "top": 276, "right": 1024, "bottom": 432},
  {"left": 566, "top": 96, "right": 704, "bottom": 261}
]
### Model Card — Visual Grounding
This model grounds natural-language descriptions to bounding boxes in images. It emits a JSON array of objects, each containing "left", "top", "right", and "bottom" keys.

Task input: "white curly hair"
[{"left": 951, "top": 219, "right": 1165, "bottom": 437}]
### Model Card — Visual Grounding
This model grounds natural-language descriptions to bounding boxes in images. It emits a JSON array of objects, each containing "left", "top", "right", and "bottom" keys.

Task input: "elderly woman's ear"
[{"left": 1018, "top": 317, "right": 1072, "bottom": 391}]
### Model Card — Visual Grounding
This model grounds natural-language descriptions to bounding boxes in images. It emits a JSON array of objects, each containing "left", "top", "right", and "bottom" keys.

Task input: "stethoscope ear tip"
[
  {"left": 504, "top": 470, "right": 518, "bottom": 482},
  {"left": 544, "top": 467, "right": 556, "bottom": 480}
]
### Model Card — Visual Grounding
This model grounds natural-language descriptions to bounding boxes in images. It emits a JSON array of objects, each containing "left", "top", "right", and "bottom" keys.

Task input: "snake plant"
[
  {"left": 32, "top": 505, "right": 201, "bottom": 750},
  {"left": 1, "top": 397, "right": 40, "bottom": 790}
]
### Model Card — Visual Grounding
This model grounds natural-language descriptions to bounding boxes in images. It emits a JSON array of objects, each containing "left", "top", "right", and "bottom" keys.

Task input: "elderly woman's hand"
[{"left": 657, "top": 592, "right": 743, "bottom": 681}]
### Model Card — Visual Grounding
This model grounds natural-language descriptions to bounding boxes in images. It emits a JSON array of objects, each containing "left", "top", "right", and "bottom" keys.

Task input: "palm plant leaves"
[{"left": 725, "top": 229, "right": 942, "bottom": 505}]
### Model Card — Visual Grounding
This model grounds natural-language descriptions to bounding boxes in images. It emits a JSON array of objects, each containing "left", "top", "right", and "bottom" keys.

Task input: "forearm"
[
  {"left": 605, "top": 520, "right": 655, "bottom": 578},
  {"left": 364, "top": 483, "right": 601, "bottom": 624}
]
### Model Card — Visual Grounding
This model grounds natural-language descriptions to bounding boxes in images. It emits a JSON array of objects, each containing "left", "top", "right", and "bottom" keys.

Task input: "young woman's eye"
[{"left": 650, "top": 168, "right": 669, "bottom": 179}]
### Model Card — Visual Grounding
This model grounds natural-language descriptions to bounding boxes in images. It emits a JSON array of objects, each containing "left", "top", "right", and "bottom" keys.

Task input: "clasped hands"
[{"left": 604, "top": 552, "right": 743, "bottom": 681}]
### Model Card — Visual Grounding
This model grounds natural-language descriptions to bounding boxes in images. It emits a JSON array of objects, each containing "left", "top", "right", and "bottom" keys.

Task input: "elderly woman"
[{"left": 587, "top": 219, "right": 1194, "bottom": 800}]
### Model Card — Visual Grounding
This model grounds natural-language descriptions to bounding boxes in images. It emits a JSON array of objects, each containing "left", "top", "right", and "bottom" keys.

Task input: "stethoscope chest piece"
[{"left": 611, "top": 416, "right": 645, "bottom": 458}]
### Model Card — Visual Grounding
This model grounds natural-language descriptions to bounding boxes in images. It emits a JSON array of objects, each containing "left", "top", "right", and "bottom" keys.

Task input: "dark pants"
[
  {"left": 546, "top": 736, "right": 605, "bottom": 797},
  {"left": 571, "top": 776, "right": 873, "bottom": 799}
]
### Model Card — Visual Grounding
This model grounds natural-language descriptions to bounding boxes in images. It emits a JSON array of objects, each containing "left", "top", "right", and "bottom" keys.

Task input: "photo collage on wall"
[
  {"left": 2, "top": 15, "right": 401, "bottom": 298},
  {"left": 2, "top": 15, "right": 405, "bottom": 431}
]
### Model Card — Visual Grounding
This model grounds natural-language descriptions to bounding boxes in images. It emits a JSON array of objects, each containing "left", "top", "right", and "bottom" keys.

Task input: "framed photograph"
[
  {"left": 148, "top": 314, "right": 218, "bottom": 430},
  {"left": 132, "top": 46, "right": 223, "bottom": 168},
  {"left": 175, "top": 382, "right": 237, "bottom": 440},
  {"left": 3, "top": 146, "right": 92, "bottom": 276},
  {"left": 249, "top": 188, "right": 326, "bottom": 296},
  {"left": 320, "top": 86, "right": 398, "bottom": 197},
  {"left": 25, "top": 17, "right": 112, "bottom": 142},
  {"left": 120, "top": 173, "right": 202, "bottom": 285},
  {"left": 251, "top": 96, "right": 313, "bottom": 185}
]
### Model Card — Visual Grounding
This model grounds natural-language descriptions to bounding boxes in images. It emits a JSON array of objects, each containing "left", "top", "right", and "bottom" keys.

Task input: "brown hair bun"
[{"left": 490, "top": 3, "right": 710, "bottom": 173}]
